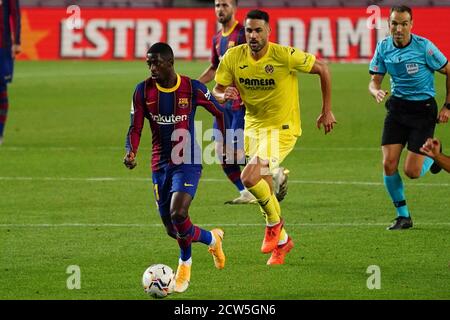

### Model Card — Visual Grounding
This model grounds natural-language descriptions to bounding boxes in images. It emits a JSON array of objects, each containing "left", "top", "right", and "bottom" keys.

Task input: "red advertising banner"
[{"left": 18, "top": 7, "right": 450, "bottom": 61}]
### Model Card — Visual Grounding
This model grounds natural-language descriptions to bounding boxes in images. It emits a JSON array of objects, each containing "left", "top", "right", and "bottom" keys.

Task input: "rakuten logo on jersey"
[{"left": 149, "top": 112, "right": 188, "bottom": 125}]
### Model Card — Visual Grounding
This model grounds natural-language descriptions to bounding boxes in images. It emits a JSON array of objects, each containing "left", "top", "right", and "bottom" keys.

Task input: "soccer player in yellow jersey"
[{"left": 213, "top": 9, "right": 336, "bottom": 265}]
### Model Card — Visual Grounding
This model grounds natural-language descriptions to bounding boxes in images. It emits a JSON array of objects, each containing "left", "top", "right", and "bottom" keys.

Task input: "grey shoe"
[
  {"left": 273, "top": 167, "right": 289, "bottom": 202},
  {"left": 224, "top": 190, "right": 257, "bottom": 205}
]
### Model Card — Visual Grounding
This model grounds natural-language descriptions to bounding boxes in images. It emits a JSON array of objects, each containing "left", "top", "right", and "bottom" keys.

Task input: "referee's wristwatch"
[{"left": 444, "top": 102, "right": 450, "bottom": 110}]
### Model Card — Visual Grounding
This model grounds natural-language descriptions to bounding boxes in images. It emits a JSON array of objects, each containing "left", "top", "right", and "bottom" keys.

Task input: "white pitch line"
[
  {"left": 0, "top": 222, "right": 449, "bottom": 228},
  {"left": 0, "top": 176, "right": 449, "bottom": 187}
]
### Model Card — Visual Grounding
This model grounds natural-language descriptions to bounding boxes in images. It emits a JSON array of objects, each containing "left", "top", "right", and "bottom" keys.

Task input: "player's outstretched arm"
[
  {"left": 420, "top": 138, "right": 450, "bottom": 173},
  {"left": 437, "top": 63, "right": 450, "bottom": 124},
  {"left": 309, "top": 59, "right": 336, "bottom": 134},
  {"left": 420, "top": 138, "right": 441, "bottom": 158},
  {"left": 198, "top": 64, "right": 217, "bottom": 84}
]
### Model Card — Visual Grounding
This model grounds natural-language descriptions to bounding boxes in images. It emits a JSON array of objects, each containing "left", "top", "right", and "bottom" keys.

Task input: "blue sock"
[
  {"left": 172, "top": 218, "right": 193, "bottom": 262},
  {"left": 383, "top": 172, "right": 410, "bottom": 218},
  {"left": 195, "top": 229, "right": 213, "bottom": 245},
  {"left": 178, "top": 228, "right": 212, "bottom": 261},
  {"left": 420, "top": 156, "right": 434, "bottom": 177},
  {"left": 222, "top": 164, "right": 245, "bottom": 192},
  {"left": 179, "top": 246, "right": 192, "bottom": 262}
]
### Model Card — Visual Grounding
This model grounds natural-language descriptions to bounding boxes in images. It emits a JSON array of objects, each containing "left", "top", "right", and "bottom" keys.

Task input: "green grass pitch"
[{"left": 0, "top": 60, "right": 449, "bottom": 299}]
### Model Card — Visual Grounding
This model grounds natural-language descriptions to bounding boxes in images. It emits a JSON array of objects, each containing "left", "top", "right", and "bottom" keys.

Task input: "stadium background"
[
  {"left": 1, "top": 0, "right": 449, "bottom": 300},
  {"left": 18, "top": 0, "right": 450, "bottom": 61}
]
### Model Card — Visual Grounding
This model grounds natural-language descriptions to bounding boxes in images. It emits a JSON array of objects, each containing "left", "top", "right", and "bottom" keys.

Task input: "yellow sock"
[
  {"left": 248, "top": 179, "right": 280, "bottom": 225},
  {"left": 258, "top": 193, "right": 281, "bottom": 223},
  {"left": 272, "top": 193, "right": 281, "bottom": 217},
  {"left": 270, "top": 193, "right": 288, "bottom": 243}
]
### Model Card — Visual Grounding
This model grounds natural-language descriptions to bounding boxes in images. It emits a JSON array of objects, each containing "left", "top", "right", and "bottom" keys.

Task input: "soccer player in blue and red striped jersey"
[
  {"left": 198, "top": 0, "right": 254, "bottom": 204},
  {"left": 124, "top": 43, "right": 226, "bottom": 293},
  {"left": 0, "top": 0, "right": 21, "bottom": 145}
]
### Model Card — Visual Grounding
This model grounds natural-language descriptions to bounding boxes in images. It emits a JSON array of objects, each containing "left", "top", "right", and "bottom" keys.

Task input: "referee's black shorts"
[{"left": 382, "top": 96, "right": 438, "bottom": 154}]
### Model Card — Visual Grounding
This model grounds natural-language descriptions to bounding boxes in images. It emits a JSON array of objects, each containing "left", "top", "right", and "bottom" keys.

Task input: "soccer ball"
[{"left": 142, "top": 264, "right": 175, "bottom": 298}]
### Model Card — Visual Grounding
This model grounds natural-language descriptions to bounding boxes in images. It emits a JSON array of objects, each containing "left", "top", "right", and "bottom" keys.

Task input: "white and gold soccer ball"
[{"left": 142, "top": 264, "right": 175, "bottom": 298}]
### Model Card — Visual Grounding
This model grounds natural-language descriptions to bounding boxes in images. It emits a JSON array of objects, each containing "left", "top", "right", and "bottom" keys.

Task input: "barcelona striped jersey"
[
  {"left": 0, "top": 0, "right": 20, "bottom": 49},
  {"left": 211, "top": 20, "right": 245, "bottom": 111},
  {"left": 126, "top": 74, "right": 226, "bottom": 171}
]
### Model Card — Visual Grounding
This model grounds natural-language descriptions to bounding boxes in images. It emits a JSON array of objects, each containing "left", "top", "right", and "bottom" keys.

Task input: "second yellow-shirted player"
[{"left": 213, "top": 9, "right": 336, "bottom": 265}]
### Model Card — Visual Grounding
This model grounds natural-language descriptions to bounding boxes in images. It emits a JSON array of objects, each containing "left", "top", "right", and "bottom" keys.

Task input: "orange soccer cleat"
[
  {"left": 174, "top": 263, "right": 191, "bottom": 293},
  {"left": 208, "top": 228, "right": 226, "bottom": 269},
  {"left": 266, "top": 237, "right": 294, "bottom": 265},
  {"left": 260, "top": 220, "right": 284, "bottom": 254}
]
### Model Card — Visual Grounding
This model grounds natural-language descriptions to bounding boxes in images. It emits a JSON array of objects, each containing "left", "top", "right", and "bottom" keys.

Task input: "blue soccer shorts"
[
  {"left": 151, "top": 164, "right": 202, "bottom": 217},
  {"left": 212, "top": 103, "right": 245, "bottom": 144}
]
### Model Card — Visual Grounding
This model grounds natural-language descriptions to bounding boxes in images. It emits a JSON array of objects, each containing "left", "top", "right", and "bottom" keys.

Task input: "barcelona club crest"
[
  {"left": 178, "top": 98, "right": 189, "bottom": 108},
  {"left": 265, "top": 64, "right": 274, "bottom": 74}
]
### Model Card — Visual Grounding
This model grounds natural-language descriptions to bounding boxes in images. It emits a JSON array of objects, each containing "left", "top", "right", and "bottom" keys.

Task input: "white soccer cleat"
[
  {"left": 224, "top": 189, "right": 257, "bottom": 204},
  {"left": 273, "top": 167, "right": 289, "bottom": 202}
]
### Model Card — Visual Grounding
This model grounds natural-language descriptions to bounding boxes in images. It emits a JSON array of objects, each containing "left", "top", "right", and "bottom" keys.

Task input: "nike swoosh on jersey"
[
  {"left": 184, "top": 183, "right": 194, "bottom": 187},
  {"left": 146, "top": 101, "right": 156, "bottom": 105},
  {"left": 239, "top": 65, "right": 248, "bottom": 69}
]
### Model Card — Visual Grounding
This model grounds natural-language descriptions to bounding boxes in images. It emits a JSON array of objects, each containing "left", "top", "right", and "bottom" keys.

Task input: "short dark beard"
[
  {"left": 250, "top": 39, "right": 265, "bottom": 54},
  {"left": 219, "top": 14, "right": 232, "bottom": 25}
]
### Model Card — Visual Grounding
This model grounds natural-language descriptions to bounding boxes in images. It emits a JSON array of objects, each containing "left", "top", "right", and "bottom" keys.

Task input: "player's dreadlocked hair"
[{"left": 147, "top": 42, "right": 174, "bottom": 61}]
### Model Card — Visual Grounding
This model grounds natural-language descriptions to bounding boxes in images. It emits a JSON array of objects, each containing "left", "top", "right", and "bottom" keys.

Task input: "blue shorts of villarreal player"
[
  {"left": 0, "top": 48, "right": 14, "bottom": 84},
  {"left": 152, "top": 164, "right": 202, "bottom": 218}
]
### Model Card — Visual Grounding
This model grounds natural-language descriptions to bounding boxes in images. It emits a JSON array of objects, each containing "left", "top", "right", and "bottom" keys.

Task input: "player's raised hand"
[
  {"left": 224, "top": 86, "right": 239, "bottom": 101},
  {"left": 316, "top": 110, "right": 337, "bottom": 134},
  {"left": 123, "top": 152, "right": 137, "bottom": 169}
]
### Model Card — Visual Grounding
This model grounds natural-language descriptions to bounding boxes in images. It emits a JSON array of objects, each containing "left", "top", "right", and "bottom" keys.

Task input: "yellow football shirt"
[{"left": 215, "top": 42, "right": 316, "bottom": 137}]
